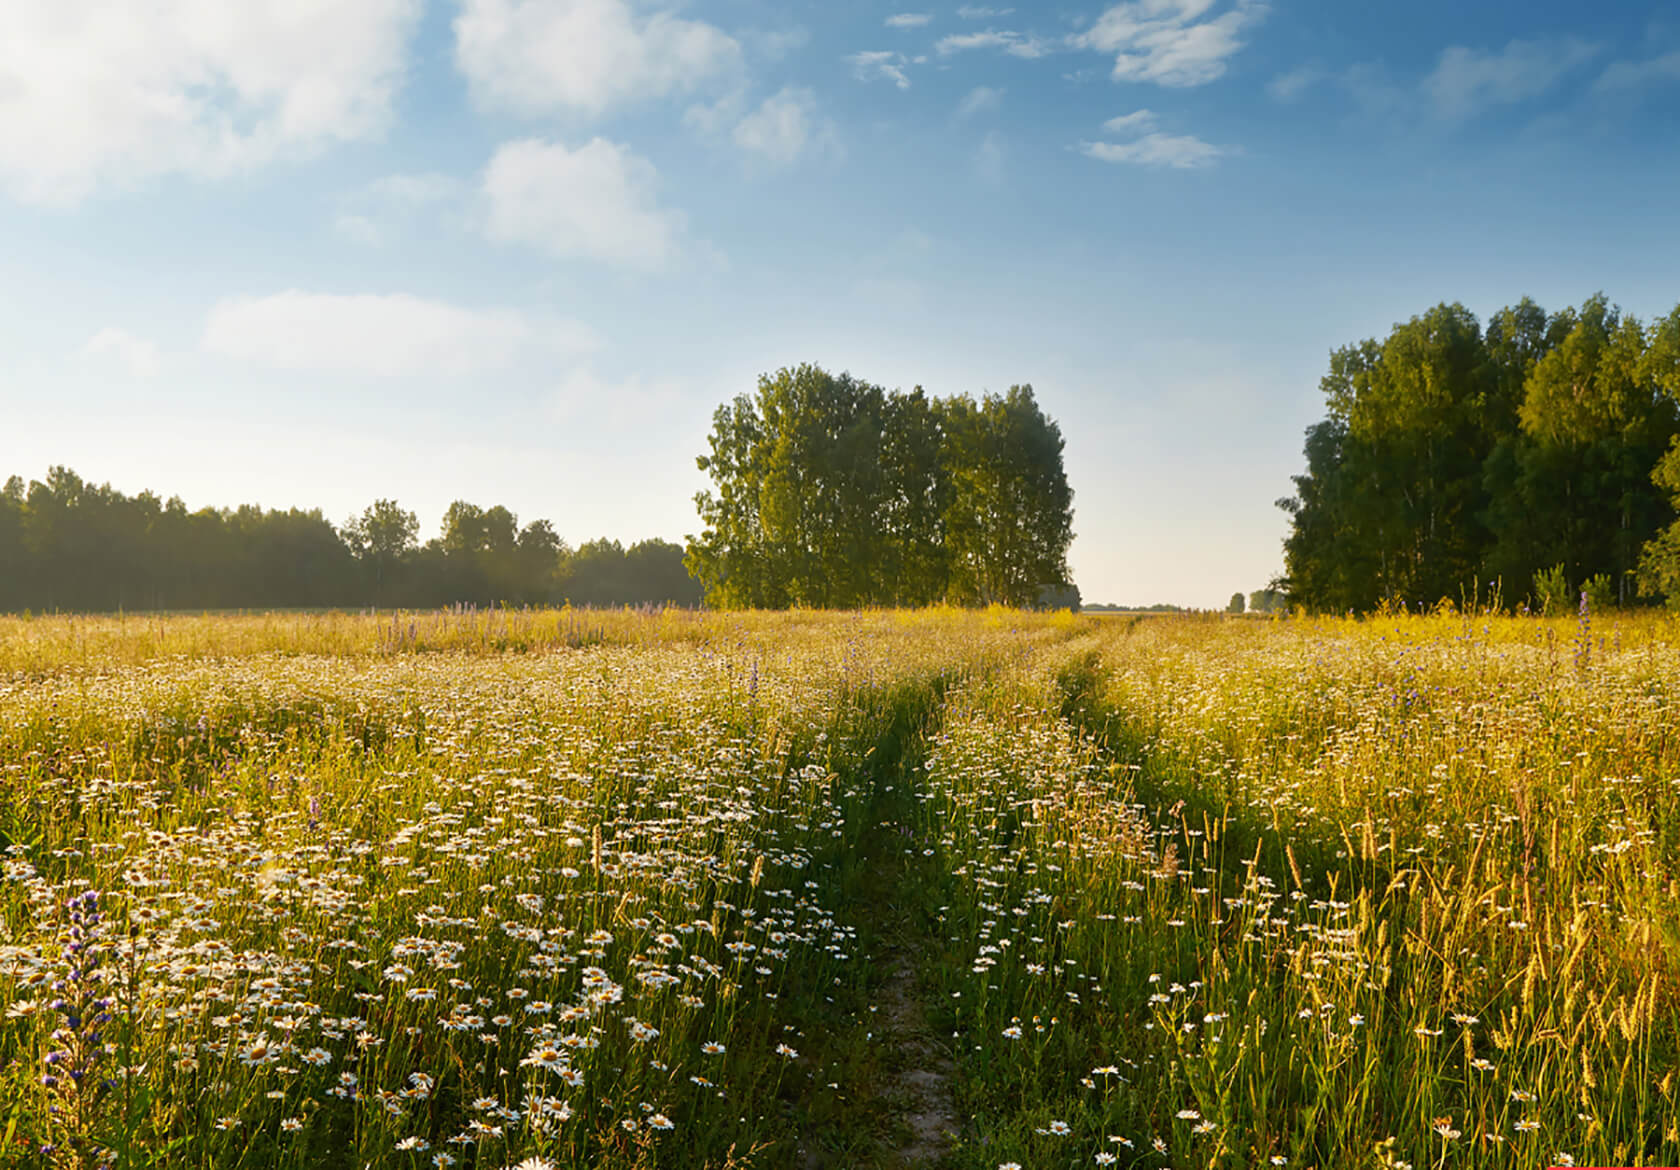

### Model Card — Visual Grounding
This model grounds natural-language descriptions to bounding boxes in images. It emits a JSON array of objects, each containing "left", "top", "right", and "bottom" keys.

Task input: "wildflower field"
[{"left": 2, "top": 606, "right": 1680, "bottom": 1169}]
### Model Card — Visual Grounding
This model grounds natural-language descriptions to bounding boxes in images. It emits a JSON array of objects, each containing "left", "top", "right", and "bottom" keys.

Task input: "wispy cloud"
[
  {"left": 83, "top": 328, "right": 161, "bottom": 379},
  {"left": 846, "top": 50, "right": 911, "bottom": 89},
  {"left": 957, "top": 5, "right": 1014, "bottom": 18},
  {"left": 1594, "top": 49, "right": 1680, "bottom": 92},
  {"left": 1081, "top": 132, "right": 1224, "bottom": 168},
  {"left": 1266, "top": 65, "right": 1324, "bottom": 102},
  {"left": 976, "top": 133, "right": 1006, "bottom": 184},
  {"left": 1072, "top": 0, "right": 1266, "bottom": 87},
  {"left": 1101, "top": 109, "right": 1157, "bottom": 134},
  {"left": 935, "top": 29, "right": 1050, "bottom": 59},
  {"left": 957, "top": 86, "right": 1005, "bottom": 118},
  {"left": 203, "top": 293, "right": 597, "bottom": 378},
  {"left": 1423, "top": 37, "right": 1600, "bottom": 119},
  {"left": 334, "top": 172, "right": 465, "bottom": 246},
  {"left": 885, "top": 13, "right": 932, "bottom": 29},
  {"left": 732, "top": 88, "right": 839, "bottom": 165}
]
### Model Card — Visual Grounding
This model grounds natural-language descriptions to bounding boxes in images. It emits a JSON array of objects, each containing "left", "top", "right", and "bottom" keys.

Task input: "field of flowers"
[{"left": 2, "top": 606, "right": 1679, "bottom": 1169}]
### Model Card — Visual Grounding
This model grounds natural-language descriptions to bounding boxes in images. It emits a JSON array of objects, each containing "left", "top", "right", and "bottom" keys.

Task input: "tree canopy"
[
  {"left": 686, "top": 364, "right": 1075, "bottom": 608},
  {"left": 1279, "top": 294, "right": 1680, "bottom": 612},
  {"left": 0, "top": 470, "right": 701, "bottom": 612}
]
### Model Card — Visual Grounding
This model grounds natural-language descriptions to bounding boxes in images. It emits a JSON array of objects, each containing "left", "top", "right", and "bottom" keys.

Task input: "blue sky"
[{"left": 2, "top": 0, "right": 1678, "bottom": 606}]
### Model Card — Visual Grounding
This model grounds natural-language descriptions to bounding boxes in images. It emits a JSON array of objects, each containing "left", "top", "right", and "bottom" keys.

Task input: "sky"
[{"left": 2, "top": 0, "right": 1678, "bottom": 607}]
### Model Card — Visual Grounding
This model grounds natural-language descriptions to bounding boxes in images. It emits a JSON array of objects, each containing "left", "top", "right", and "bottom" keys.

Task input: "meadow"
[{"left": 1, "top": 606, "right": 1678, "bottom": 1169}]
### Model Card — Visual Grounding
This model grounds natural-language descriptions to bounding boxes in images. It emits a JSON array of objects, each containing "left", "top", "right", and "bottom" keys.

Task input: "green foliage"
[
  {"left": 687, "top": 364, "right": 1074, "bottom": 608},
  {"left": 1282, "top": 294, "right": 1680, "bottom": 612},
  {"left": 1584, "top": 571, "right": 1617, "bottom": 613},
  {"left": 0, "top": 468, "right": 702, "bottom": 612},
  {"left": 1531, "top": 563, "right": 1572, "bottom": 615},
  {"left": 560, "top": 538, "right": 703, "bottom": 607},
  {"left": 1226, "top": 591, "right": 1245, "bottom": 613}
]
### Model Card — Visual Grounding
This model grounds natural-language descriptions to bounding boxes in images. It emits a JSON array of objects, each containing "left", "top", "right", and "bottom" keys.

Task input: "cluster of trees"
[
  {"left": 0, "top": 468, "right": 701, "bottom": 612},
  {"left": 1279, "top": 295, "right": 1680, "bottom": 612},
  {"left": 687, "top": 364, "right": 1075, "bottom": 608}
]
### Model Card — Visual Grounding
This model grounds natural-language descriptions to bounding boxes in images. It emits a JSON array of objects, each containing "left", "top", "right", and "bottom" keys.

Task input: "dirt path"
[
  {"left": 792, "top": 691, "right": 961, "bottom": 1170},
  {"left": 878, "top": 949, "right": 958, "bottom": 1166}
]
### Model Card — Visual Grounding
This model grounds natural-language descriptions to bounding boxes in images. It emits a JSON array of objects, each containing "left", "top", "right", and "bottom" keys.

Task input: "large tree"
[
  {"left": 938, "top": 386, "right": 1075, "bottom": 607},
  {"left": 1283, "top": 295, "right": 1680, "bottom": 612},
  {"left": 687, "top": 365, "right": 1074, "bottom": 608}
]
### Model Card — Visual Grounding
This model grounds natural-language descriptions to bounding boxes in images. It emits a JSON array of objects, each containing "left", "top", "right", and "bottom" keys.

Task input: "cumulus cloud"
[
  {"left": 732, "top": 88, "right": 836, "bottom": 165},
  {"left": 885, "top": 13, "right": 933, "bottom": 28},
  {"left": 1081, "top": 132, "right": 1223, "bottom": 168},
  {"left": 1422, "top": 38, "right": 1600, "bottom": 118},
  {"left": 481, "top": 138, "right": 684, "bottom": 268},
  {"left": 846, "top": 50, "right": 912, "bottom": 89},
  {"left": 83, "top": 328, "right": 161, "bottom": 379},
  {"left": 1072, "top": 0, "right": 1265, "bottom": 87},
  {"left": 0, "top": 0, "right": 421, "bottom": 204},
  {"left": 453, "top": 0, "right": 742, "bottom": 117},
  {"left": 202, "top": 292, "right": 597, "bottom": 378}
]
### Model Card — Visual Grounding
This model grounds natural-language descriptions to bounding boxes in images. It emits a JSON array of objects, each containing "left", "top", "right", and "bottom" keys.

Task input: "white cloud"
[
  {"left": 885, "top": 13, "right": 933, "bottom": 28},
  {"left": 957, "top": 86, "right": 1005, "bottom": 117},
  {"left": 0, "top": 0, "right": 421, "bottom": 204},
  {"left": 453, "top": 0, "right": 742, "bottom": 117},
  {"left": 83, "top": 328, "right": 160, "bottom": 379},
  {"left": 1072, "top": 0, "right": 1264, "bottom": 87},
  {"left": 732, "top": 88, "right": 835, "bottom": 165},
  {"left": 481, "top": 138, "right": 684, "bottom": 268},
  {"left": 1595, "top": 50, "right": 1680, "bottom": 91},
  {"left": 1101, "top": 108, "right": 1157, "bottom": 133},
  {"left": 202, "top": 292, "right": 597, "bottom": 378},
  {"left": 1423, "top": 38, "right": 1600, "bottom": 118},
  {"left": 936, "top": 29, "right": 1050, "bottom": 59},
  {"left": 1081, "top": 132, "right": 1224, "bottom": 167},
  {"left": 846, "top": 50, "right": 912, "bottom": 89},
  {"left": 958, "top": 5, "right": 1014, "bottom": 18}
]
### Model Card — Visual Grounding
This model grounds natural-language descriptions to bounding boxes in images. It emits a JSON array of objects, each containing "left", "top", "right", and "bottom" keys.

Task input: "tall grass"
[{"left": 3, "top": 607, "right": 1678, "bottom": 1168}]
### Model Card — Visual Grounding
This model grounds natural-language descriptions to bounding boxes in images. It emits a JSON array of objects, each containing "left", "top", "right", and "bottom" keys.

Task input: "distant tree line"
[
  {"left": 1279, "top": 294, "right": 1680, "bottom": 612},
  {"left": 1083, "top": 602, "right": 1188, "bottom": 613},
  {"left": 0, "top": 467, "right": 701, "bottom": 612},
  {"left": 687, "top": 363, "right": 1075, "bottom": 608}
]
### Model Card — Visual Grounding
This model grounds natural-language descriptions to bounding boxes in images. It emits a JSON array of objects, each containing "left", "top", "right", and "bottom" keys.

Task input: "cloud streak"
[
  {"left": 1081, "top": 132, "right": 1224, "bottom": 168},
  {"left": 935, "top": 29, "right": 1050, "bottom": 59},
  {"left": 202, "top": 292, "right": 597, "bottom": 378},
  {"left": 1072, "top": 0, "right": 1266, "bottom": 87},
  {"left": 846, "top": 50, "right": 912, "bottom": 89},
  {"left": 1423, "top": 37, "right": 1600, "bottom": 119}
]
